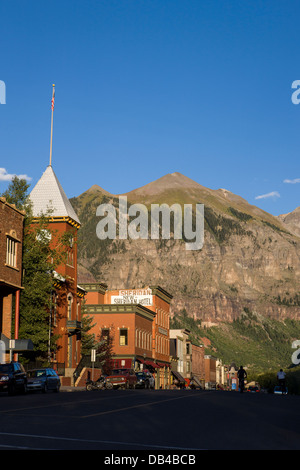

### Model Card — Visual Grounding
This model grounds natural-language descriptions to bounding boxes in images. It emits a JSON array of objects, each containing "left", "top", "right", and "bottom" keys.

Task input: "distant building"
[
  {"left": 190, "top": 342, "right": 205, "bottom": 388},
  {"left": 82, "top": 283, "right": 172, "bottom": 388},
  {"left": 216, "top": 359, "right": 226, "bottom": 388},
  {"left": 169, "top": 329, "right": 205, "bottom": 388},
  {"left": 29, "top": 165, "right": 85, "bottom": 382},
  {"left": 204, "top": 355, "right": 217, "bottom": 389},
  {"left": 169, "top": 329, "right": 190, "bottom": 386}
]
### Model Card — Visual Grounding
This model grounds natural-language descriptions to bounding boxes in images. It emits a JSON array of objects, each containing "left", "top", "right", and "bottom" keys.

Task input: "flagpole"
[{"left": 49, "top": 84, "right": 55, "bottom": 166}]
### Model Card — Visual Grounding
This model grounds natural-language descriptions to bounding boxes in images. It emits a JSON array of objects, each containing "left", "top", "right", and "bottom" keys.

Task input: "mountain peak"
[
  {"left": 122, "top": 172, "right": 207, "bottom": 198},
  {"left": 78, "top": 184, "right": 113, "bottom": 198}
]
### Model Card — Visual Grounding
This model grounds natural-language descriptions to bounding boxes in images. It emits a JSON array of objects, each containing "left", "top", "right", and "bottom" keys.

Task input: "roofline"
[
  {"left": 0, "top": 197, "right": 26, "bottom": 217},
  {"left": 85, "top": 303, "right": 156, "bottom": 321},
  {"left": 31, "top": 215, "right": 80, "bottom": 228},
  {"left": 79, "top": 282, "right": 108, "bottom": 294}
]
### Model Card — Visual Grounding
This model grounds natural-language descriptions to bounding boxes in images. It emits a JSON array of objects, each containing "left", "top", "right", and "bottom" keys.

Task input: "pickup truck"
[{"left": 106, "top": 369, "right": 137, "bottom": 389}]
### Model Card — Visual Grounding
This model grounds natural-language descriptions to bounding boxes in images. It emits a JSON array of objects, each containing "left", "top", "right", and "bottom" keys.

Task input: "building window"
[
  {"left": 101, "top": 329, "right": 110, "bottom": 341},
  {"left": 6, "top": 237, "right": 17, "bottom": 267},
  {"left": 67, "top": 294, "right": 73, "bottom": 320},
  {"left": 119, "top": 329, "right": 128, "bottom": 346},
  {"left": 67, "top": 250, "right": 74, "bottom": 266}
]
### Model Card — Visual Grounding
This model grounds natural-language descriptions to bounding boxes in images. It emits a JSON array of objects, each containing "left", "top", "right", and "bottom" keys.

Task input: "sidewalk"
[{"left": 60, "top": 385, "right": 86, "bottom": 392}]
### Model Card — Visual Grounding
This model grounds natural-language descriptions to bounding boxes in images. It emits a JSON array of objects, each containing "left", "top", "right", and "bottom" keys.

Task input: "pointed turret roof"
[{"left": 29, "top": 165, "right": 80, "bottom": 225}]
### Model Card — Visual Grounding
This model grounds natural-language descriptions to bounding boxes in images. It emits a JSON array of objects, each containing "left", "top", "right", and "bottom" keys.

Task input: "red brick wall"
[
  {"left": 191, "top": 343, "right": 205, "bottom": 381},
  {"left": 204, "top": 356, "right": 216, "bottom": 384},
  {"left": 0, "top": 198, "right": 24, "bottom": 289},
  {"left": 150, "top": 292, "right": 170, "bottom": 363},
  {"left": 88, "top": 312, "right": 153, "bottom": 359}
]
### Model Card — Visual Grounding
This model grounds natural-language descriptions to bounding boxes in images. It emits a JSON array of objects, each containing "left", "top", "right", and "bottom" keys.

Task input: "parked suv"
[
  {"left": 106, "top": 369, "right": 137, "bottom": 389},
  {"left": 0, "top": 362, "right": 27, "bottom": 395}
]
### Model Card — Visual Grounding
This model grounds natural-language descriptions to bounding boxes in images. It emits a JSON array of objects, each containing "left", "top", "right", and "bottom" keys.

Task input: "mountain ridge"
[
  {"left": 81, "top": 172, "right": 298, "bottom": 227},
  {"left": 70, "top": 172, "right": 300, "bottom": 324},
  {"left": 277, "top": 206, "right": 300, "bottom": 237}
]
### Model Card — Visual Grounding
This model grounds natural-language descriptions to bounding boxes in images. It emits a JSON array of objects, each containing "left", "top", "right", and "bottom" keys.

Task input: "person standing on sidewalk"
[{"left": 277, "top": 369, "right": 286, "bottom": 394}]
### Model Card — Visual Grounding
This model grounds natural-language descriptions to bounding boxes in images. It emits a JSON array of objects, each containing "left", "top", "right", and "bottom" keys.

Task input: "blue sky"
[{"left": 0, "top": 0, "right": 299, "bottom": 216}]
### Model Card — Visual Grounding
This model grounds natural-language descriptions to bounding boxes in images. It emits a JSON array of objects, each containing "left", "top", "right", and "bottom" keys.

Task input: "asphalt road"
[{"left": 0, "top": 388, "right": 299, "bottom": 452}]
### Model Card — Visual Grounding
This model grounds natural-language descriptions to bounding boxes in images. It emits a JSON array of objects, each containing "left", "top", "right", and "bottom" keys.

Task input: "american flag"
[{"left": 51, "top": 85, "right": 55, "bottom": 111}]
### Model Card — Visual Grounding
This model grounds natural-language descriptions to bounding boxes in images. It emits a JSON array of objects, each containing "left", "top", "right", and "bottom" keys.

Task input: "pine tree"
[
  {"left": 81, "top": 300, "right": 97, "bottom": 355},
  {"left": 96, "top": 326, "right": 115, "bottom": 375}
]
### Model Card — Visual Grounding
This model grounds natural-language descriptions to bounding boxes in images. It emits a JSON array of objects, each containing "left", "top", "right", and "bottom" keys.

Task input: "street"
[{"left": 0, "top": 388, "right": 299, "bottom": 451}]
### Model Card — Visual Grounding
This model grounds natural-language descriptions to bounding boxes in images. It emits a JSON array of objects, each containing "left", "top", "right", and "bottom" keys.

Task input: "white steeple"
[{"left": 29, "top": 165, "right": 80, "bottom": 225}]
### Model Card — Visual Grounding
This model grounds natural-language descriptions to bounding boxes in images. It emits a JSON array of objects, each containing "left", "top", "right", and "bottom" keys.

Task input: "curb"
[{"left": 60, "top": 386, "right": 86, "bottom": 392}]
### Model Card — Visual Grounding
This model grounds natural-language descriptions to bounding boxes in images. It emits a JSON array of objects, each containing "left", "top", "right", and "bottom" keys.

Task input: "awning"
[
  {"left": 171, "top": 370, "right": 185, "bottom": 383},
  {"left": 0, "top": 335, "right": 34, "bottom": 351},
  {"left": 14, "top": 339, "right": 34, "bottom": 352},
  {"left": 157, "top": 362, "right": 170, "bottom": 368},
  {"left": 136, "top": 358, "right": 145, "bottom": 364},
  {"left": 145, "top": 360, "right": 161, "bottom": 369}
]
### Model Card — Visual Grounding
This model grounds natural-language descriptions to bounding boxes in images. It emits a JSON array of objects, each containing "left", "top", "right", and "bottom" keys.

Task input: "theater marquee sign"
[{"left": 111, "top": 288, "right": 153, "bottom": 306}]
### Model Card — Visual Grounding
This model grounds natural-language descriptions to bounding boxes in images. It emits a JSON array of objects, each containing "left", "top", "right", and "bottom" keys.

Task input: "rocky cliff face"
[
  {"left": 71, "top": 173, "right": 300, "bottom": 323},
  {"left": 277, "top": 206, "right": 300, "bottom": 237}
]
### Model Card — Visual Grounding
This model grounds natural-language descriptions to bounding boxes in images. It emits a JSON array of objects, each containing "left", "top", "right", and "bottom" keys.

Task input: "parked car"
[
  {"left": 106, "top": 369, "right": 137, "bottom": 389},
  {"left": 0, "top": 362, "right": 27, "bottom": 395},
  {"left": 135, "top": 371, "right": 155, "bottom": 389},
  {"left": 26, "top": 368, "right": 61, "bottom": 393}
]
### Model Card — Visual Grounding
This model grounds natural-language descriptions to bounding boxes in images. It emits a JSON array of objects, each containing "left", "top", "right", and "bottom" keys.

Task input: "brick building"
[
  {"left": 82, "top": 283, "right": 172, "bottom": 388},
  {"left": 0, "top": 197, "right": 25, "bottom": 357},
  {"left": 29, "top": 165, "right": 85, "bottom": 381},
  {"left": 190, "top": 342, "right": 205, "bottom": 388},
  {"left": 204, "top": 355, "right": 217, "bottom": 389},
  {"left": 170, "top": 329, "right": 190, "bottom": 387},
  {"left": 170, "top": 329, "right": 205, "bottom": 388}
]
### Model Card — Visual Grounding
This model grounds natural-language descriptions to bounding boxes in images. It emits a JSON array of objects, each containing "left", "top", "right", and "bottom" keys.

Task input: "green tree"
[
  {"left": 81, "top": 301, "right": 97, "bottom": 355},
  {"left": 2, "top": 176, "right": 30, "bottom": 211},
  {"left": 19, "top": 213, "right": 63, "bottom": 359},
  {"left": 96, "top": 326, "right": 115, "bottom": 375}
]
